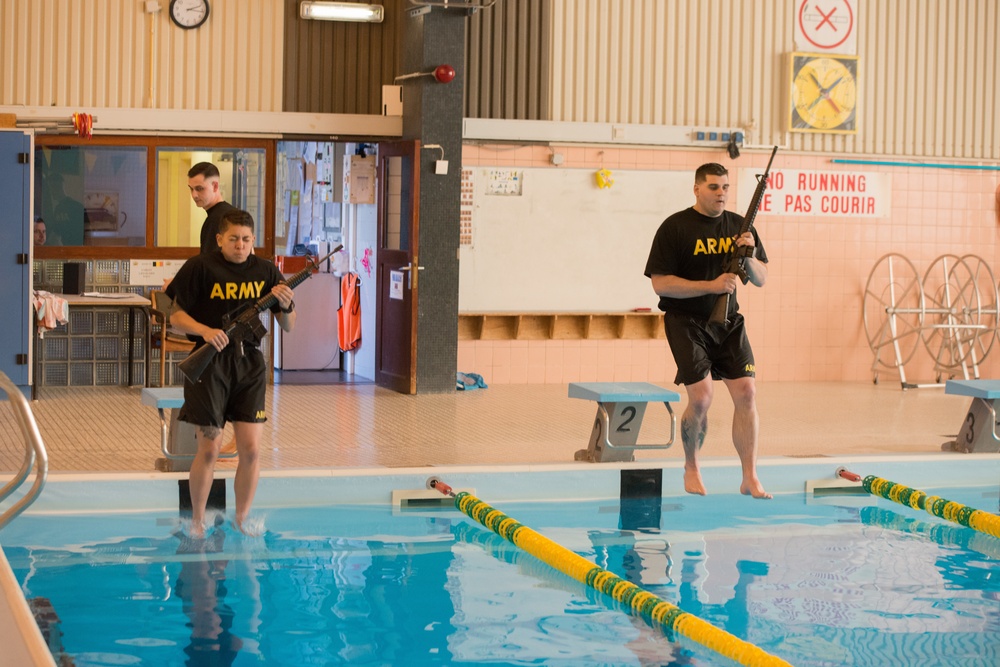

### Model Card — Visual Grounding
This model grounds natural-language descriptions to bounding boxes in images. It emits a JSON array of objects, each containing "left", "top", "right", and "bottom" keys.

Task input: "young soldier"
[{"left": 166, "top": 210, "right": 296, "bottom": 535}]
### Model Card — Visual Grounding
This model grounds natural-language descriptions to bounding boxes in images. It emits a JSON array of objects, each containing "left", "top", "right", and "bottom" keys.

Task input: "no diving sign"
[{"left": 794, "top": 0, "right": 857, "bottom": 55}]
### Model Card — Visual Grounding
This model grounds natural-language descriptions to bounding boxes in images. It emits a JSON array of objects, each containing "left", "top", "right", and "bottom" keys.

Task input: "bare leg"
[
  {"left": 231, "top": 421, "right": 262, "bottom": 533},
  {"left": 681, "top": 377, "right": 713, "bottom": 495},
  {"left": 189, "top": 425, "right": 224, "bottom": 536},
  {"left": 722, "top": 377, "right": 771, "bottom": 499}
]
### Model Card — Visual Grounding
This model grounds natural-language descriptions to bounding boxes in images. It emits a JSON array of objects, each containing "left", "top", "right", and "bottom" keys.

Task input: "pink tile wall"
[{"left": 460, "top": 144, "right": 1000, "bottom": 386}]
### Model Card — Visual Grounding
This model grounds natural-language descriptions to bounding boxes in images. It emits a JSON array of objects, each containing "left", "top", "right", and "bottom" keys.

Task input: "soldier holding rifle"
[
  {"left": 167, "top": 209, "right": 297, "bottom": 536},
  {"left": 644, "top": 161, "right": 771, "bottom": 499}
]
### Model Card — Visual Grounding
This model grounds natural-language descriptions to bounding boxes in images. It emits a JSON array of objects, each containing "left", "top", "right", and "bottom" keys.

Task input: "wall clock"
[
  {"left": 789, "top": 53, "right": 858, "bottom": 134},
  {"left": 169, "top": 0, "right": 210, "bottom": 30}
]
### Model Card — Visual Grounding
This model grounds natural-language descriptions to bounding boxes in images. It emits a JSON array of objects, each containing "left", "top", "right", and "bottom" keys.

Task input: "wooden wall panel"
[
  {"left": 0, "top": 0, "right": 284, "bottom": 111},
  {"left": 544, "top": 0, "right": 1000, "bottom": 159},
  {"left": 465, "top": 0, "right": 550, "bottom": 120},
  {"left": 282, "top": 0, "right": 404, "bottom": 115}
]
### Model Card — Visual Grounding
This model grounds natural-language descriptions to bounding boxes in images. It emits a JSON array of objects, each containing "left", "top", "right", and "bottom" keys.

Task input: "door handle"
[{"left": 398, "top": 263, "right": 424, "bottom": 289}]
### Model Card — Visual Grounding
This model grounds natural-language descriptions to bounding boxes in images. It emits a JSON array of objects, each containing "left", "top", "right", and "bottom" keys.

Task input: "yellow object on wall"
[{"left": 595, "top": 168, "right": 614, "bottom": 189}]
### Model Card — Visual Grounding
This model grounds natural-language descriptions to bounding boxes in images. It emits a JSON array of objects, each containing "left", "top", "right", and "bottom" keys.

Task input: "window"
[
  {"left": 155, "top": 148, "right": 266, "bottom": 247},
  {"left": 33, "top": 136, "right": 273, "bottom": 259},
  {"left": 35, "top": 146, "right": 148, "bottom": 247}
]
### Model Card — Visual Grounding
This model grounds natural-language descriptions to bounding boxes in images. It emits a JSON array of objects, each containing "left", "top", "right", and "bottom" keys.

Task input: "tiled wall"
[{"left": 460, "top": 144, "right": 1000, "bottom": 386}]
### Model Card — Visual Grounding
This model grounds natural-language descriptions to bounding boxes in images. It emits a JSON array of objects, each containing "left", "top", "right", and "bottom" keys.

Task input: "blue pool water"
[{"left": 2, "top": 482, "right": 999, "bottom": 666}]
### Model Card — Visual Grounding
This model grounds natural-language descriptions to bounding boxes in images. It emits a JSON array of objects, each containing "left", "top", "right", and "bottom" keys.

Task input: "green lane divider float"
[{"left": 837, "top": 468, "right": 1000, "bottom": 538}]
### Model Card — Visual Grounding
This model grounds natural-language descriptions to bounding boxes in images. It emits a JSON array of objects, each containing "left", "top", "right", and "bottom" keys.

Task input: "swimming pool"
[{"left": 1, "top": 457, "right": 999, "bottom": 666}]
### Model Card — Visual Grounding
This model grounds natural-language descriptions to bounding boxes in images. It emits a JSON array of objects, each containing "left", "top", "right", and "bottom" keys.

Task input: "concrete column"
[{"left": 401, "top": 7, "right": 466, "bottom": 393}]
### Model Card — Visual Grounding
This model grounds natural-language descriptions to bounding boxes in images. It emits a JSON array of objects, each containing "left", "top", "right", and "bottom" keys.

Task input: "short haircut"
[
  {"left": 695, "top": 163, "right": 729, "bottom": 183},
  {"left": 188, "top": 161, "right": 220, "bottom": 179},
  {"left": 219, "top": 209, "right": 255, "bottom": 234}
]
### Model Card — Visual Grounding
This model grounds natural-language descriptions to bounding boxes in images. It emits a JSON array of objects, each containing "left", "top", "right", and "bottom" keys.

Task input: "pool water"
[{"left": 3, "top": 486, "right": 999, "bottom": 666}]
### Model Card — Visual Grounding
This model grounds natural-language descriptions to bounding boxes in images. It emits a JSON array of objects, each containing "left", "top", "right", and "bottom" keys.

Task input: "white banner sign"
[{"left": 738, "top": 168, "right": 890, "bottom": 217}]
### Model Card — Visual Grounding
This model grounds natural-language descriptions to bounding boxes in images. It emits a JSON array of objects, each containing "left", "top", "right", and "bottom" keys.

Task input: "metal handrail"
[{"left": 0, "top": 372, "right": 48, "bottom": 530}]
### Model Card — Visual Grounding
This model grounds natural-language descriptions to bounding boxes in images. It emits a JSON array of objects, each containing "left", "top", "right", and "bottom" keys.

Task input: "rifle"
[
  {"left": 177, "top": 245, "right": 343, "bottom": 383},
  {"left": 708, "top": 146, "right": 778, "bottom": 327}
]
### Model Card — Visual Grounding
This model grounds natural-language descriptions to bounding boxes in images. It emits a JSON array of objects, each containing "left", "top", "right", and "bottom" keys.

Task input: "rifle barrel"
[{"left": 707, "top": 146, "right": 778, "bottom": 327}]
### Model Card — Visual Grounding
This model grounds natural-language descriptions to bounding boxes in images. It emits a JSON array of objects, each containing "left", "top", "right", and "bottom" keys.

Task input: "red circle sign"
[{"left": 798, "top": 0, "right": 854, "bottom": 50}]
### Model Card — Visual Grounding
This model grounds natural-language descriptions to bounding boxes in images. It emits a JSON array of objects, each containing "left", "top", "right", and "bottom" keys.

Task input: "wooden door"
[{"left": 375, "top": 141, "right": 419, "bottom": 393}]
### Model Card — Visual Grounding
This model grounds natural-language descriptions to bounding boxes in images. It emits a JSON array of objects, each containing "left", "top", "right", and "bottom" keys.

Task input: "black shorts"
[
  {"left": 178, "top": 345, "right": 268, "bottom": 428},
  {"left": 663, "top": 312, "right": 756, "bottom": 385}
]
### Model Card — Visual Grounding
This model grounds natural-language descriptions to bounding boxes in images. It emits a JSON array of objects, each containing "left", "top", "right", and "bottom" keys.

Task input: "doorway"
[{"left": 272, "top": 141, "right": 346, "bottom": 384}]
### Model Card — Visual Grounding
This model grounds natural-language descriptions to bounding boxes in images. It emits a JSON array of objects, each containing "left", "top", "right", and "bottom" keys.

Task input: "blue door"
[{"left": 0, "top": 131, "right": 31, "bottom": 393}]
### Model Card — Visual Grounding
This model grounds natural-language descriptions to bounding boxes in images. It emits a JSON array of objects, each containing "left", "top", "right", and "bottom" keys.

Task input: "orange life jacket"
[{"left": 337, "top": 272, "right": 361, "bottom": 352}]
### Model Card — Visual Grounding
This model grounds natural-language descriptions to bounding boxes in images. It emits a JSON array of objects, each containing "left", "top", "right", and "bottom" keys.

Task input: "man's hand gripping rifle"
[
  {"left": 177, "top": 245, "right": 343, "bottom": 383},
  {"left": 708, "top": 146, "right": 778, "bottom": 327}
]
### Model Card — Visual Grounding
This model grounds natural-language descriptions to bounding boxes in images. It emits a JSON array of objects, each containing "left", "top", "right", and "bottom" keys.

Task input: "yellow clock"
[{"left": 790, "top": 53, "right": 858, "bottom": 133}]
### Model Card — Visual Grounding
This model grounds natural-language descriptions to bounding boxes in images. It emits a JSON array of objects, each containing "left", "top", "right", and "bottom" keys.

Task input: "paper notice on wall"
[
  {"left": 129, "top": 260, "right": 185, "bottom": 286},
  {"left": 486, "top": 169, "right": 522, "bottom": 196},
  {"left": 389, "top": 270, "right": 404, "bottom": 300}
]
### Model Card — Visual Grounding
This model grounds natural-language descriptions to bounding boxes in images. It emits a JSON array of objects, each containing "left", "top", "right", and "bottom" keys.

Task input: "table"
[{"left": 34, "top": 293, "right": 150, "bottom": 396}]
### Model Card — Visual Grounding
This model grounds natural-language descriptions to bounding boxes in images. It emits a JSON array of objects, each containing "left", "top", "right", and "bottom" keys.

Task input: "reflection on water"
[{"left": 174, "top": 529, "right": 243, "bottom": 666}]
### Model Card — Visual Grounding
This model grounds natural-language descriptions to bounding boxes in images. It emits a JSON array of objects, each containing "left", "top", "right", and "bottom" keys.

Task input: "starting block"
[
  {"left": 141, "top": 387, "right": 237, "bottom": 472},
  {"left": 942, "top": 380, "right": 1000, "bottom": 453},
  {"left": 568, "top": 382, "right": 680, "bottom": 462}
]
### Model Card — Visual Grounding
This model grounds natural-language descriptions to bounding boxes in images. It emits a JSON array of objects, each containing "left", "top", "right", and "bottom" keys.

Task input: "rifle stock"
[
  {"left": 177, "top": 245, "right": 343, "bottom": 383},
  {"left": 708, "top": 146, "right": 778, "bottom": 327}
]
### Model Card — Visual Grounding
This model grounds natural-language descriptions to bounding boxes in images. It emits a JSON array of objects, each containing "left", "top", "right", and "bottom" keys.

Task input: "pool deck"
[
  {"left": 0, "top": 381, "right": 987, "bottom": 471},
  {"left": 1, "top": 380, "right": 998, "bottom": 503}
]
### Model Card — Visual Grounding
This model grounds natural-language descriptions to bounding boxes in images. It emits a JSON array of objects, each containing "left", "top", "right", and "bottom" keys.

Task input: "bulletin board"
[{"left": 458, "top": 167, "right": 693, "bottom": 311}]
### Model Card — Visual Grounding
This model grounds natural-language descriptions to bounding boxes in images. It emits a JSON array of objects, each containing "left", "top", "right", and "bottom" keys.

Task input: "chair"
[{"left": 145, "top": 290, "right": 195, "bottom": 387}]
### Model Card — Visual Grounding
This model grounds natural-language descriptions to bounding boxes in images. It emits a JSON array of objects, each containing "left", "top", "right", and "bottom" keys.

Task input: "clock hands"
[{"left": 807, "top": 71, "right": 844, "bottom": 114}]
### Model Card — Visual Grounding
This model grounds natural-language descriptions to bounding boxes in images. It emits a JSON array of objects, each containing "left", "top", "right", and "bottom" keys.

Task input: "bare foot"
[
  {"left": 189, "top": 519, "right": 206, "bottom": 539},
  {"left": 233, "top": 515, "right": 265, "bottom": 537},
  {"left": 684, "top": 469, "right": 707, "bottom": 495},
  {"left": 740, "top": 478, "right": 772, "bottom": 499}
]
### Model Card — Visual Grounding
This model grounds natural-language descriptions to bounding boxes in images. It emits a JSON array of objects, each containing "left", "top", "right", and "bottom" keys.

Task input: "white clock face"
[{"left": 169, "top": 0, "right": 210, "bottom": 29}]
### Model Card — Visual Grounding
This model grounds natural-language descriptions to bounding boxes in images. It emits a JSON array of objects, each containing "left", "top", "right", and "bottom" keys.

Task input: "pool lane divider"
[
  {"left": 427, "top": 477, "right": 793, "bottom": 667},
  {"left": 837, "top": 467, "right": 1000, "bottom": 538}
]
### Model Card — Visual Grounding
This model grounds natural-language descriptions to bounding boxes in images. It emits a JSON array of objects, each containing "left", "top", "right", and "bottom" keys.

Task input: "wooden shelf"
[{"left": 458, "top": 312, "right": 663, "bottom": 341}]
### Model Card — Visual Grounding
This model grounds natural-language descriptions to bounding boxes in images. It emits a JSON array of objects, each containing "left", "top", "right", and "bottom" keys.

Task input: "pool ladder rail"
[{"left": 0, "top": 371, "right": 48, "bottom": 530}]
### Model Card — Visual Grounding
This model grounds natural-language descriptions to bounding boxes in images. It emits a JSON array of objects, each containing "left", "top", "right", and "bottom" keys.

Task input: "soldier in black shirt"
[
  {"left": 645, "top": 163, "right": 771, "bottom": 500},
  {"left": 188, "top": 161, "right": 237, "bottom": 255},
  {"left": 167, "top": 210, "right": 296, "bottom": 535}
]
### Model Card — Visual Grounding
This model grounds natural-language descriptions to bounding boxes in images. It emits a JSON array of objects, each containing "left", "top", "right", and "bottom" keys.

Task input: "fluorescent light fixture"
[{"left": 300, "top": 1, "right": 384, "bottom": 22}]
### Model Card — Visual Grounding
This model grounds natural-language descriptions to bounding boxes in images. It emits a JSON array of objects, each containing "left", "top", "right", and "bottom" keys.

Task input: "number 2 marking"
[{"left": 617, "top": 406, "right": 636, "bottom": 432}]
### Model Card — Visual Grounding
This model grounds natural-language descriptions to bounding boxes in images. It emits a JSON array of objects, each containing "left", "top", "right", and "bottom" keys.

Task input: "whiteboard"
[{"left": 458, "top": 167, "right": 692, "bottom": 311}]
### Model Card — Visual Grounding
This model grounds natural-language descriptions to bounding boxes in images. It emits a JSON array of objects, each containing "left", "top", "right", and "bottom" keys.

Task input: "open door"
[
  {"left": 375, "top": 141, "right": 420, "bottom": 393},
  {"left": 0, "top": 131, "right": 32, "bottom": 395}
]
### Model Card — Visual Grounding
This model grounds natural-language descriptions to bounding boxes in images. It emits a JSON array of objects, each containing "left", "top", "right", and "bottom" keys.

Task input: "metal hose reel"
[{"left": 863, "top": 253, "right": 999, "bottom": 388}]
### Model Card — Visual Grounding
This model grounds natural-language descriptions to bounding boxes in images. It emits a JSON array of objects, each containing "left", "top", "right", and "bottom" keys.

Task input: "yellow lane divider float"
[
  {"left": 837, "top": 467, "right": 1000, "bottom": 538},
  {"left": 428, "top": 477, "right": 793, "bottom": 667}
]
